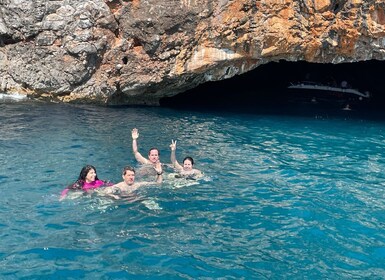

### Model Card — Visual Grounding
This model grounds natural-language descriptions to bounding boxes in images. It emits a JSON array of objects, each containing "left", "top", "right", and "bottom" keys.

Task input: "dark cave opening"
[{"left": 160, "top": 60, "right": 385, "bottom": 115}]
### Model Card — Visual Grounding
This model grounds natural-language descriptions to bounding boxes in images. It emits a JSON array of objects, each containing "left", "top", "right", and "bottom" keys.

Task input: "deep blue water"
[{"left": 1, "top": 100, "right": 385, "bottom": 279}]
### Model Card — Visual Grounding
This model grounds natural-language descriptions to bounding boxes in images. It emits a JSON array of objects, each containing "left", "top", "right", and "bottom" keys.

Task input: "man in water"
[
  {"left": 131, "top": 128, "right": 163, "bottom": 182},
  {"left": 99, "top": 165, "right": 161, "bottom": 199}
]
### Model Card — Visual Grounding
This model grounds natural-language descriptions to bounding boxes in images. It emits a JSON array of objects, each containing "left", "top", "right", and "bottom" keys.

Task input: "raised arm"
[
  {"left": 170, "top": 139, "right": 183, "bottom": 171},
  {"left": 132, "top": 128, "right": 149, "bottom": 164}
]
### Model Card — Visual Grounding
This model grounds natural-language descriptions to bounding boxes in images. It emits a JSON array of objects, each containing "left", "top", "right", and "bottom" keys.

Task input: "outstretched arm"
[
  {"left": 59, "top": 188, "right": 69, "bottom": 201},
  {"left": 170, "top": 139, "right": 183, "bottom": 171},
  {"left": 96, "top": 185, "right": 121, "bottom": 199},
  {"left": 132, "top": 128, "right": 149, "bottom": 164}
]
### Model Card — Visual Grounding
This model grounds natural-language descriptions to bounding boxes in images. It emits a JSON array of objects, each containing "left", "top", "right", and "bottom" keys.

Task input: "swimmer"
[
  {"left": 60, "top": 165, "right": 112, "bottom": 200},
  {"left": 170, "top": 139, "right": 203, "bottom": 180},
  {"left": 131, "top": 128, "right": 163, "bottom": 182},
  {"left": 99, "top": 165, "right": 160, "bottom": 199}
]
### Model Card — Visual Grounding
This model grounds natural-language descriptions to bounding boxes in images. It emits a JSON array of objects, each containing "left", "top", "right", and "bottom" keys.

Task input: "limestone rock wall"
[{"left": 0, "top": 0, "right": 384, "bottom": 105}]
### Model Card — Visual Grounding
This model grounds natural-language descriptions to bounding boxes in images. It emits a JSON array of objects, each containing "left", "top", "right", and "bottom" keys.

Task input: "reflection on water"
[{"left": 1, "top": 102, "right": 385, "bottom": 278}]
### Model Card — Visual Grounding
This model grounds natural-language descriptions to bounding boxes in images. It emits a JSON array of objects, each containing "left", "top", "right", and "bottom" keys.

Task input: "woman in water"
[
  {"left": 60, "top": 165, "right": 112, "bottom": 200},
  {"left": 170, "top": 140, "right": 203, "bottom": 179}
]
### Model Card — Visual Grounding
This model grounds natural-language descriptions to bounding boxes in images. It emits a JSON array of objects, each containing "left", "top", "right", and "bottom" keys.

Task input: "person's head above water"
[
  {"left": 121, "top": 165, "right": 136, "bottom": 185},
  {"left": 64, "top": 164, "right": 103, "bottom": 192},
  {"left": 182, "top": 157, "right": 194, "bottom": 171},
  {"left": 78, "top": 165, "right": 99, "bottom": 183},
  {"left": 169, "top": 139, "right": 202, "bottom": 178},
  {"left": 148, "top": 147, "right": 160, "bottom": 164},
  {"left": 122, "top": 165, "right": 135, "bottom": 175},
  {"left": 131, "top": 128, "right": 162, "bottom": 166}
]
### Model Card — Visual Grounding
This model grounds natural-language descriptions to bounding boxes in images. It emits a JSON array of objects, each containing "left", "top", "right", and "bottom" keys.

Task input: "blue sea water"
[{"left": 1, "top": 101, "right": 385, "bottom": 279}]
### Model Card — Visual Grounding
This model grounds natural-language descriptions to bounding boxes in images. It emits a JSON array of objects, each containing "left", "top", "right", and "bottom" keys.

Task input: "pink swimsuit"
[
  {"left": 61, "top": 180, "right": 110, "bottom": 198},
  {"left": 82, "top": 180, "right": 106, "bottom": 190}
]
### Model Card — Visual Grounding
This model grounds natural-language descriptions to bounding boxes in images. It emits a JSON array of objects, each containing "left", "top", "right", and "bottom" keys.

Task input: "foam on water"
[{"left": 0, "top": 92, "right": 28, "bottom": 101}]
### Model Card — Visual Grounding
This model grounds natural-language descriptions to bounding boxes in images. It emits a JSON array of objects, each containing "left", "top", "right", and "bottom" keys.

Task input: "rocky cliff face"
[{"left": 0, "top": 0, "right": 384, "bottom": 105}]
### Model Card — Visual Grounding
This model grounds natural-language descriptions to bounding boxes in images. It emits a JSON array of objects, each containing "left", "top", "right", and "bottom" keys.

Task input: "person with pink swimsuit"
[{"left": 60, "top": 165, "right": 112, "bottom": 200}]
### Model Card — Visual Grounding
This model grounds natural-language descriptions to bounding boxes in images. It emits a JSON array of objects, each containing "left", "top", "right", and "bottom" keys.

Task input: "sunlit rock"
[{"left": 0, "top": 0, "right": 384, "bottom": 105}]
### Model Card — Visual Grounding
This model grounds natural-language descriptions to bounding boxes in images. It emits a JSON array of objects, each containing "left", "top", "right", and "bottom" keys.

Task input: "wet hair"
[
  {"left": 122, "top": 165, "right": 135, "bottom": 175},
  {"left": 183, "top": 157, "right": 194, "bottom": 165},
  {"left": 148, "top": 147, "right": 160, "bottom": 156},
  {"left": 68, "top": 165, "right": 98, "bottom": 190},
  {"left": 78, "top": 165, "right": 98, "bottom": 180}
]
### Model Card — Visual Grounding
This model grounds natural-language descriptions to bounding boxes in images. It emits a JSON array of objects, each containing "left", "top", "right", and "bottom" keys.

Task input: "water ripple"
[{"left": 1, "top": 104, "right": 385, "bottom": 278}]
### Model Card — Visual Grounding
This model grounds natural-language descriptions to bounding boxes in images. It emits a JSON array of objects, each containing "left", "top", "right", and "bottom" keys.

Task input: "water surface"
[{"left": 1, "top": 101, "right": 385, "bottom": 279}]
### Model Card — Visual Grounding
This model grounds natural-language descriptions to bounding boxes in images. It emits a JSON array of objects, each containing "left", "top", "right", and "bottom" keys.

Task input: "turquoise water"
[{"left": 1, "top": 101, "right": 385, "bottom": 279}]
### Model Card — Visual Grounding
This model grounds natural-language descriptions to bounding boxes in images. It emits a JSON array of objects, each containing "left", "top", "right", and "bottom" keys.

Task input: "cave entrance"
[{"left": 160, "top": 60, "right": 385, "bottom": 114}]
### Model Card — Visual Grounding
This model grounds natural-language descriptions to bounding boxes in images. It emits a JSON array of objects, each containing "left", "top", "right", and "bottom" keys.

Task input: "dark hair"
[
  {"left": 122, "top": 165, "right": 135, "bottom": 175},
  {"left": 68, "top": 165, "right": 98, "bottom": 190},
  {"left": 78, "top": 165, "right": 98, "bottom": 180},
  {"left": 183, "top": 157, "right": 194, "bottom": 165},
  {"left": 148, "top": 147, "right": 160, "bottom": 156}
]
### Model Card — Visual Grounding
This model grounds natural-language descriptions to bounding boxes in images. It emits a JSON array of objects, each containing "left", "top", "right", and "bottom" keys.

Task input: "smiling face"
[
  {"left": 85, "top": 168, "right": 96, "bottom": 183},
  {"left": 183, "top": 159, "right": 193, "bottom": 171},
  {"left": 148, "top": 149, "right": 159, "bottom": 164},
  {"left": 122, "top": 170, "right": 135, "bottom": 185}
]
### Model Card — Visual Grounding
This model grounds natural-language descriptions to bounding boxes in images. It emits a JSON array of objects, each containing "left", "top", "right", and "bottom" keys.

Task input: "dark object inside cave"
[{"left": 160, "top": 60, "right": 385, "bottom": 117}]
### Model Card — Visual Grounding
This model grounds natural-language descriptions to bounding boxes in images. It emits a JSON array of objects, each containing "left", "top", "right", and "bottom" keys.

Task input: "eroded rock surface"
[{"left": 0, "top": 0, "right": 384, "bottom": 105}]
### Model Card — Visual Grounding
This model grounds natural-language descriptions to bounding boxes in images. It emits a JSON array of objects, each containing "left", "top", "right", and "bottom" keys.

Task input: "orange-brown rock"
[{"left": 0, "top": 0, "right": 384, "bottom": 105}]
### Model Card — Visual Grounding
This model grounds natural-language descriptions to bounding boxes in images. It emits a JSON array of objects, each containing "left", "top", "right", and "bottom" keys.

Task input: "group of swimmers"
[{"left": 60, "top": 128, "right": 203, "bottom": 200}]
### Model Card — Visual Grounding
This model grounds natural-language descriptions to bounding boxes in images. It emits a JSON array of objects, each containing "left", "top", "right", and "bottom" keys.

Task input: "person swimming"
[
  {"left": 60, "top": 165, "right": 112, "bottom": 200},
  {"left": 98, "top": 165, "right": 160, "bottom": 199},
  {"left": 131, "top": 128, "right": 163, "bottom": 182},
  {"left": 170, "top": 139, "right": 203, "bottom": 180}
]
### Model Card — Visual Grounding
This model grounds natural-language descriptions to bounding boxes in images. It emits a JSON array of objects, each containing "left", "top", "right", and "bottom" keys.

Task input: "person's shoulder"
[
  {"left": 192, "top": 169, "right": 203, "bottom": 178},
  {"left": 187, "top": 169, "right": 202, "bottom": 176},
  {"left": 112, "top": 182, "right": 126, "bottom": 189}
]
